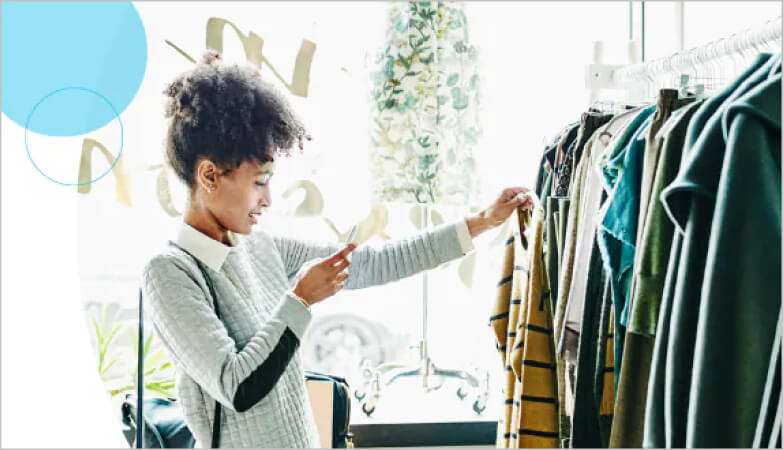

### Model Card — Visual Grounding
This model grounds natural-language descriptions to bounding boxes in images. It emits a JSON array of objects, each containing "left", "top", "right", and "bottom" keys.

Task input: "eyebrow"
[{"left": 256, "top": 170, "right": 273, "bottom": 175}]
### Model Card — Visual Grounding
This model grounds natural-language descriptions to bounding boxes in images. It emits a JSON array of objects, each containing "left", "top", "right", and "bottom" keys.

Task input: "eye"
[{"left": 255, "top": 173, "right": 272, "bottom": 187}]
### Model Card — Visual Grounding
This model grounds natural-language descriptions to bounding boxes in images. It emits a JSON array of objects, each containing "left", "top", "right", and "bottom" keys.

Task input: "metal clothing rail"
[
  {"left": 587, "top": 16, "right": 781, "bottom": 92},
  {"left": 615, "top": 16, "right": 781, "bottom": 84}
]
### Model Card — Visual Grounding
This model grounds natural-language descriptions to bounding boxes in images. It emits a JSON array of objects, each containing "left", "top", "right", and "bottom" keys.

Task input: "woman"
[{"left": 142, "top": 51, "right": 534, "bottom": 448}]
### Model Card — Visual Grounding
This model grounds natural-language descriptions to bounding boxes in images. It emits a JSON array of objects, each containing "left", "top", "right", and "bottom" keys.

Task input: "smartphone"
[
  {"left": 344, "top": 225, "right": 359, "bottom": 264},
  {"left": 346, "top": 225, "right": 359, "bottom": 245}
]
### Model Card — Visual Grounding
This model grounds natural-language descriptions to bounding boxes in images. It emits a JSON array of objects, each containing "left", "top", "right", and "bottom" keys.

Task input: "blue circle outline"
[{"left": 24, "top": 86, "right": 124, "bottom": 186}]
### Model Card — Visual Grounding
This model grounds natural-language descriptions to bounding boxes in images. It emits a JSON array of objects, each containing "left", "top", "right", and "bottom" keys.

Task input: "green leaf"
[
  {"left": 446, "top": 73, "right": 459, "bottom": 87},
  {"left": 100, "top": 358, "right": 118, "bottom": 378},
  {"left": 146, "top": 385, "right": 175, "bottom": 399},
  {"left": 143, "top": 333, "right": 153, "bottom": 358},
  {"left": 101, "top": 305, "right": 108, "bottom": 338},
  {"left": 90, "top": 314, "right": 102, "bottom": 348},
  {"left": 145, "top": 349, "right": 166, "bottom": 368},
  {"left": 470, "top": 74, "right": 480, "bottom": 91},
  {"left": 103, "top": 322, "right": 124, "bottom": 353},
  {"left": 451, "top": 87, "right": 469, "bottom": 110},
  {"left": 384, "top": 57, "right": 395, "bottom": 79},
  {"left": 464, "top": 127, "right": 478, "bottom": 144},
  {"left": 164, "top": 40, "right": 197, "bottom": 64}
]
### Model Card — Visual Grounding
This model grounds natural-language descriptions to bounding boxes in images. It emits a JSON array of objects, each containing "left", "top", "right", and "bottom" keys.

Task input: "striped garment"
[
  {"left": 490, "top": 207, "right": 559, "bottom": 448},
  {"left": 600, "top": 304, "right": 615, "bottom": 416}
]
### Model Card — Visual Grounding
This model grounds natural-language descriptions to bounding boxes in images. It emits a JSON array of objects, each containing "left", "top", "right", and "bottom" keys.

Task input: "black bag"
[
  {"left": 304, "top": 371, "right": 354, "bottom": 448},
  {"left": 123, "top": 245, "right": 353, "bottom": 448},
  {"left": 120, "top": 395, "right": 195, "bottom": 448}
]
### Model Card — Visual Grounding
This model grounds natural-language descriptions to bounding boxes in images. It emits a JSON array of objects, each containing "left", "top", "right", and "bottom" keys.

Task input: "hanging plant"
[{"left": 368, "top": 1, "right": 482, "bottom": 207}]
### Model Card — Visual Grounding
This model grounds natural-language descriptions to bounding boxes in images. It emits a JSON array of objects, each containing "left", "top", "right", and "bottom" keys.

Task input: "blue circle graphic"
[
  {"left": 25, "top": 87, "right": 124, "bottom": 186},
  {"left": 2, "top": 2, "right": 146, "bottom": 136}
]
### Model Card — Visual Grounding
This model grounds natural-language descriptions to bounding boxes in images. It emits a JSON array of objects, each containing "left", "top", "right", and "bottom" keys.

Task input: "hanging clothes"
[
  {"left": 551, "top": 112, "right": 614, "bottom": 442},
  {"left": 596, "top": 105, "right": 656, "bottom": 389},
  {"left": 536, "top": 123, "right": 579, "bottom": 199},
  {"left": 545, "top": 125, "right": 580, "bottom": 311},
  {"left": 569, "top": 210, "right": 613, "bottom": 448},
  {"left": 608, "top": 90, "right": 697, "bottom": 448},
  {"left": 634, "top": 100, "right": 704, "bottom": 448},
  {"left": 553, "top": 111, "right": 615, "bottom": 355},
  {"left": 648, "top": 52, "right": 774, "bottom": 448},
  {"left": 565, "top": 107, "right": 649, "bottom": 448},
  {"left": 521, "top": 51, "right": 780, "bottom": 450},
  {"left": 560, "top": 106, "right": 649, "bottom": 357},
  {"left": 549, "top": 112, "right": 612, "bottom": 442},
  {"left": 752, "top": 311, "right": 782, "bottom": 448},
  {"left": 684, "top": 56, "right": 781, "bottom": 448},
  {"left": 553, "top": 126, "right": 581, "bottom": 194},
  {"left": 555, "top": 113, "right": 612, "bottom": 197},
  {"left": 491, "top": 207, "right": 559, "bottom": 448},
  {"left": 627, "top": 99, "right": 703, "bottom": 338}
]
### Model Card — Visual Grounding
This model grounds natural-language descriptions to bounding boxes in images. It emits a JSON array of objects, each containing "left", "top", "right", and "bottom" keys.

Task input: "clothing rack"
[{"left": 587, "top": 16, "right": 782, "bottom": 101}]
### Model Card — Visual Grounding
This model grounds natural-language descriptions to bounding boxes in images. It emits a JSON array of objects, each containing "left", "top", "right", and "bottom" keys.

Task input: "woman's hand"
[
  {"left": 292, "top": 244, "right": 356, "bottom": 306},
  {"left": 466, "top": 187, "right": 534, "bottom": 238}
]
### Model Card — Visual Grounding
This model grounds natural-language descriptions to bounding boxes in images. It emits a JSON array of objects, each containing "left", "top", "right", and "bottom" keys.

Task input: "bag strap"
[
  {"left": 136, "top": 288, "right": 144, "bottom": 448},
  {"left": 136, "top": 241, "right": 224, "bottom": 448}
]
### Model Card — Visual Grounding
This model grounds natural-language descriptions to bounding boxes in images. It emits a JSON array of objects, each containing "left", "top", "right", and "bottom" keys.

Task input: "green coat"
[
  {"left": 686, "top": 59, "right": 781, "bottom": 448},
  {"left": 647, "top": 53, "right": 774, "bottom": 448}
]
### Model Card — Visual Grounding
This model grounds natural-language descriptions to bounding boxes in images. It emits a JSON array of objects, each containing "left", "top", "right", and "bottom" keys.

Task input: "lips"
[{"left": 249, "top": 211, "right": 261, "bottom": 224}]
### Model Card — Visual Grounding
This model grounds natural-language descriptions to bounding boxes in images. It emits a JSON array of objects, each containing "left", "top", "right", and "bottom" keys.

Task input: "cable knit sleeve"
[
  {"left": 142, "top": 254, "right": 311, "bottom": 413},
  {"left": 269, "top": 220, "right": 472, "bottom": 290}
]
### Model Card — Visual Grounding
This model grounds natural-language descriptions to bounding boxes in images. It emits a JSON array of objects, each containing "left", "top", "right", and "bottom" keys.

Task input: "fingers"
[
  {"left": 332, "top": 279, "right": 346, "bottom": 293},
  {"left": 503, "top": 187, "right": 530, "bottom": 196},
  {"left": 340, "top": 243, "right": 357, "bottom": 262},
  {"left": 514, "top": 191, "right": 538, "bottom": 210},
  {"left": 329, "top": 257, "right": 350, "bottom": 273},
  {"left": 325, "top": 244, "right": 357, "bottom": 269},
  {"left": 501, "top": 187, "right": 530, "bottom": 203},
  {"left": 325, "top": 244, "right": 357, "bottom": 266},
  {"left": 335, "top": 271, "right": 350, "bottom": 283}
]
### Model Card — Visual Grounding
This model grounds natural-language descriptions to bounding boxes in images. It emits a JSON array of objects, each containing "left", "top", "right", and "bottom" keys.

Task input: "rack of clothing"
[{"left": 492, "top": 18, "right": 782, "bottom": 449}]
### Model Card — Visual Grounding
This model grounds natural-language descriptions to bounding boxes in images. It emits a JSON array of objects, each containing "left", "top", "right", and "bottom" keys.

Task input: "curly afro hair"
[{"left": 163, "top": 50, "right": 310, "bottom": 189}]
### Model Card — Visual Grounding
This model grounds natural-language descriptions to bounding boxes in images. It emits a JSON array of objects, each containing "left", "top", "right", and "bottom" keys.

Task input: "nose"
[{"left": 259, "top": 186, "right": 272, "bottom": 208}]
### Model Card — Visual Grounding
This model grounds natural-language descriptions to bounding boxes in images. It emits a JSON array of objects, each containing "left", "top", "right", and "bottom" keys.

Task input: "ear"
[{"left": 196, "top": 159, "right": 219, "bottom": 190}]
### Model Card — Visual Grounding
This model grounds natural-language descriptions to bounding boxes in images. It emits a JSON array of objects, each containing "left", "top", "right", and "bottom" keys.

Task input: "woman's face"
[{"left": 208, "top": 159, "right": 275, "bottom": 235}]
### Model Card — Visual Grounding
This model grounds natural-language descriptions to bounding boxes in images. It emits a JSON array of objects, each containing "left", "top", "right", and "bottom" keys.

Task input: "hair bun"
[{"left": 201, "top": 49, "right": 222, "bottom": 66}]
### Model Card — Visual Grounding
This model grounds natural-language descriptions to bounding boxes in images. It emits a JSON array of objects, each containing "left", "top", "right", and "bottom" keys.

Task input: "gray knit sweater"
[{"left": 141, "top": 220, "right": 473, "bottom": 448}]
